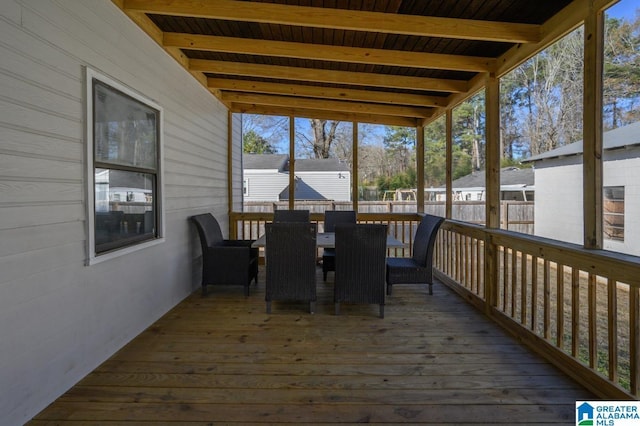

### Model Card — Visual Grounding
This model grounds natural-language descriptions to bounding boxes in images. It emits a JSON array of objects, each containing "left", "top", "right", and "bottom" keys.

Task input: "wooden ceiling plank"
[
  {"left": 123, "top": 0, "right": 541, "bottom": 44},
  {"left": 220, "top": 92, "right": 434, "bottom": 118},
  {"left": 191, "top": 59, "right": 469, "bottom": 93},
  {"left": 163, "top": 32, "right": 495, "bottom": 73},
  {"left": 208, "top": 78, "right": 448, "bottom": 107},
  {"left": 111, "top": 1, "right": 210, "bottom": 90},
  {"left": 229, "top": 103, "right": 420, "bottom": 127}
]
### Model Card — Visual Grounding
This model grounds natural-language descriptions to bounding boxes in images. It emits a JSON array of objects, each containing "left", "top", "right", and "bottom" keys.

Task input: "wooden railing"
[
  {"left": 435, "top": 220, "right": 640, "bottom": 399},
  {"left": 229, "top": 211, "right": 420, "bottom": 259},
  {"left": 229, "top": 211, "right": 640, "bottom": 399}
]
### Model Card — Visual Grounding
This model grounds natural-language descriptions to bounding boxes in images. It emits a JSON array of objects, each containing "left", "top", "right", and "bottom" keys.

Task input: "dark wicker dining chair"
[
  {"left": 322, "top": 210, "right": 357, "bottom": 281},
  {"left": 334, "top": 223, "right": 387, "bottom": 318},
  {"left": 386, "top": 214, "right": 445, "bottom": 296},
  {"left": 273, "top": 209, "right": 310, "bottom": 222},
  {"left": 265, "top": 222, "right": 317, "bottom": 314},
  {"left": 190, "top": 213, "right": 259, "bottom": 296}
]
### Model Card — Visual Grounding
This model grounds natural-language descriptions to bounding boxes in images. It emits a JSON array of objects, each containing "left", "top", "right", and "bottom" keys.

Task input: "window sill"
[{"left": 86, "top": 238, "right": 165, "bottom": 266}]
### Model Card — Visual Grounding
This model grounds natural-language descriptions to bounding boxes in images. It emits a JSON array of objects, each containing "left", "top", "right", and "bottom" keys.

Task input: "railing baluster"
[
  {"left": 502, "top": 247, "right": 508, "bottom": 312},
  {"left": 608, "top": 278, "right": 618, "bottom": 383},
  {"left": 531, "top": 256, "right": 538, "bottom": 332},
  {"left": 511, "top": 249, "right": 517, "bottom": 318},
  {"left": 557, "top": 264, "right": 565, "bottom": 350},
  {"left": 588, "top": 273, "right": 597, "bottom": 369},
  {"left": 521, "top": 252, "right": 527, "bottom": 325},
  {"left": 571, "top": 268, "right": 580, "bottom": 358},
  {"left": 630, "top": 285, "right": 640, "bottom": 395},
  {"left": 544, "top": 260, "right": 551, "bottom": 340}
]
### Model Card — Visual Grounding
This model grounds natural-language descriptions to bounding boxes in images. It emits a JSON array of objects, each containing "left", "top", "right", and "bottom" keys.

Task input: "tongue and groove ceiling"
[{"left": 115, "top": 0, "right": 588, "bottom": 127}]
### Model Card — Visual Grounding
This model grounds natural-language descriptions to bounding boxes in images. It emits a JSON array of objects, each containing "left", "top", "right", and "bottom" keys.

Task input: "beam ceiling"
[{"left": 115, "top": 0, "right": 585, "bottom": 127}]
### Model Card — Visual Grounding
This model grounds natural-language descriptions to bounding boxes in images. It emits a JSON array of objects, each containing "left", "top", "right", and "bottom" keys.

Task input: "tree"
[
  {"left": 603, "top": 15, "right": 640, "bottom": 129},
  {"left": 295, "top": 119, "right": 342, "bottom": 159},
  {"left": 382, "top": 126, "right": 416, "bottom": 175},
  {"left": 242, "top": 129, "right": 276, "bottom": 154},
  {"left": 453, "top": 94, "right": 485, "bottom": 172}
]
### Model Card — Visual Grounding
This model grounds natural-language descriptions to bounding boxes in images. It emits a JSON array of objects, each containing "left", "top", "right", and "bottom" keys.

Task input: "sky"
[{"left": 607, "top": 0, "right": 640, "bottom": 19}]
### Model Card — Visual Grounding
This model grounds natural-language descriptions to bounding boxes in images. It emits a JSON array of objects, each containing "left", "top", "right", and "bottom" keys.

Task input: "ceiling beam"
[
  {"left": 220, "top": 92, "right": 433, "bottom": 118},
  {"left": 123, "top": 0, "right": 541, "bottom": 44},
  {"left": 229, "top": 104, "right": 420, "bottom": 128},
  {"left": 208, "top": 78, "right": 448, "bottom": 108},
  {"left": 191, "top": 59, "right": 468, "bottom": 94},
  {"left": 164, "top": 33, "right": 495, "bottom": 73}
]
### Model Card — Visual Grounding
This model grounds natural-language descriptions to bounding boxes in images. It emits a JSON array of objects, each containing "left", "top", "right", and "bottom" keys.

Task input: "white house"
[
  {"left": 243, "top": 154, "right": 351, "bottom": 202},
  {"left": 0, "top": 2, "right": 242, "bottom": 423},
  {"left": 525, "top": 122, "right": 640, "bottom": 255},
  {"left": 426, "top": 167, "right": 535, "bottom": 202}
]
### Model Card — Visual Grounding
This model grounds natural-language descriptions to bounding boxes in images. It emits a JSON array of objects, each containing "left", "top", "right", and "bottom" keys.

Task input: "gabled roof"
[
  {"left": 295, "top": 158, "right": 350, "bottom": 172},
  {"left": 524, "top": 121, "right": 640, "bottom": 163},
  {"left": 445, "top": 167, "right": 534, "bottom": 189},
  {"left": 243, "top": 153, "right": 289, "bottom": 170},
  {"left": 244, "top": 154, "right": 350, "bottom": 172},
  {"left": 114, "top": 0, "right": 582, "bottom": 127}
]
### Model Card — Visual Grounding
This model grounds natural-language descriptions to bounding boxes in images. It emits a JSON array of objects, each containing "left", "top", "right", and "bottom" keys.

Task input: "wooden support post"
[
  {"left": 416, "top": 125, "right": 425, "bottom": 213},
  {"left": 352, "top": 122, "right": 359, "bottom": 212},
  {"left": 445, "top": 109, "right": 453, "bottom": 219},
  {"left": 583, "top": 3, "right": 604, "bottom": 249},
  {"left": 227, "top": 110, "right": 237, "bottom": 238},
  {"left": 288, "top": 116, "right": 295, "bottom": 209},
  {"left": 485, "top": 75, "right": 501, "bottom": 310}
]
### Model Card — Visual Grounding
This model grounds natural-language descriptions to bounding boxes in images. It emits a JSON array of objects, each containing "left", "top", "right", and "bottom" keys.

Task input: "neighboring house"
[
  {"left": 524, "top": 122, "right": 640, "bottom": 255},
  {"left": 426, "top": 167, "right": 535, "bottom": 202},
  {"left": 243, "top": 154, "right": 351, "bottom": 202}
]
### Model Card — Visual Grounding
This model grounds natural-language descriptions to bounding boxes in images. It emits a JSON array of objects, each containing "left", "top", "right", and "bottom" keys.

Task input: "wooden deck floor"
[{"left": 30, "top": 268, "right": 594, "bottom": 425}]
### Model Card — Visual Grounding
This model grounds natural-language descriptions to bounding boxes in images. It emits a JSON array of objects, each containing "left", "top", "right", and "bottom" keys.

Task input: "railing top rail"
[{"left": 441, "top": 219, "right": 640, "bottom": 286}]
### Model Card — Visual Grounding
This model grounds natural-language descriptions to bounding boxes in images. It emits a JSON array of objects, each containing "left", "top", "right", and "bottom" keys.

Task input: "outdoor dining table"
[{"left": 251, "top": 232, "right": 406, "bottom": 249}]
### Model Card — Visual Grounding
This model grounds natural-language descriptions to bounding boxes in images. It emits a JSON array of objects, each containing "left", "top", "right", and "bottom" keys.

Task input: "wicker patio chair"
[
  {"left": 190, "top": 213, "right": 259, "bottom": 296},
  {"left": 265, "top": 222, "right": 317, "bottom": 314},
  {"left": 322, "top": 210, "right": 357, "bottom": 281},
  {"left": 386, "top": 214, "right": 445, "bottom": 296},
  {"left": 334, "top": 223, "right": 387, "bottom": 318},
  {"left": 273, "top": 209, "right": 310, "bottom": 222}
]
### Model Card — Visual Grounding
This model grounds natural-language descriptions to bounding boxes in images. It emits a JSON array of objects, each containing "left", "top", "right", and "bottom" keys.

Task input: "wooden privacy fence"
[
  {"left": 243, "top": 201, "right": 534, "bottom": 234},
  {"left": 434, "top": 220, "right": 640, "bottom": 400}
]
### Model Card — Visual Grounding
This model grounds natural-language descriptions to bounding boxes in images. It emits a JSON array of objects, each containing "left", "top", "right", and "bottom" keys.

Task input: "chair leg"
[
  {"left": 245, "top": 284, "right": 250, "bottom": 297},
  {"left": 334, "top": 302, "right": 340, "bottom": 316},
  {"left": 379, "top": 304, "right": 384, "bottom": 319},
  {"left": 387, "top": 284, "right": 392, "bottom": 295},
  {"left": 323, "top": 270, "right": 327, "bottom": 281},
  {"left": 266, "top": 301, "right": 271, "bottom": 314},
  {"left": 428, "top": 282, "right": 433, "bottom": 295},
  {"left": 309, "top": 301, "right": 316, "bottom": 314}
]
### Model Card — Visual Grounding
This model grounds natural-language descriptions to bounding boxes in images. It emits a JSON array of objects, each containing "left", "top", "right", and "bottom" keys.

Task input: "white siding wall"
[
  {"left": 297, "top": 171, "right": 351, "bottom": 201},
  {"left": 603, "top": 149, "right": 640, "bottom": 255},
  {"left": 533, "top": 159, "right": 584, "bottom": 245},
  {"left": 244, "top": 171, "right": 289, "bottom": 202},
  {"left": 534, "top": 150, "right": 640, "bottom": 256},
  {"left": 0, "top": 1, "right": 230, "bottom": 423}
]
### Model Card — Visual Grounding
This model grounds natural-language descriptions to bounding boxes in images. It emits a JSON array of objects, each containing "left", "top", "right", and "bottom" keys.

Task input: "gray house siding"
[
  {"left": 0, "top": 1, "right": 230, "bottom": 423},
  {"left": 530, "top": 124, "right": 640, "bottom": 256}
]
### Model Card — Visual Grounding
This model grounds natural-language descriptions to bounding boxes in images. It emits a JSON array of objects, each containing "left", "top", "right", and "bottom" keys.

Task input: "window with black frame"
[{"left": 92, "top": 79, "right": 160, "bottom": 254}]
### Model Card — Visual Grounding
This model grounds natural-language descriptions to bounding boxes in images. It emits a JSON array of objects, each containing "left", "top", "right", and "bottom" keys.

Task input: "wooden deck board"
[{"left": 29, "top": 268, "right": 594, "bottom": 424}]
